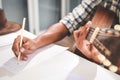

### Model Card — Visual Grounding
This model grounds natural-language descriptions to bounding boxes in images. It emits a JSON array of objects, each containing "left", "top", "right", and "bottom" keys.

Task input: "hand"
[
  {"left": 12, "top": 35, "right": 38, "bottom": 60},
  {"left": 74, "top": 21, "right": 104, "bottom": 63}
]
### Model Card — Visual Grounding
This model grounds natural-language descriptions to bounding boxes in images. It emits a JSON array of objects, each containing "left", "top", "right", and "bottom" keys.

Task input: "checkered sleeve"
[{"left": 60, "top": 0, "right": 102, "bottom": 35}]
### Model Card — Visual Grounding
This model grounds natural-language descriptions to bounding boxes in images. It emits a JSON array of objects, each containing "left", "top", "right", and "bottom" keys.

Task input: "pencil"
[{"left": 17, "top": 17, "right": 26, "bottom": 62}]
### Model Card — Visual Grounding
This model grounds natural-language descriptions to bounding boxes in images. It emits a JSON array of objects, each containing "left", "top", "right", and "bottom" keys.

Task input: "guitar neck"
[
  {"left": 92, "top": 6, "right": 115, "bottom": 28},
  {"left": 86, "top": 26, "right": 120, "bottom": 74}
]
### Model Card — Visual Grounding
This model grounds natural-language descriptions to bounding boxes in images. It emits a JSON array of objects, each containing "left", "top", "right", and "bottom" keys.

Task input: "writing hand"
[{"left": 12, "top": 35, "right": 38, "bottom": 60}]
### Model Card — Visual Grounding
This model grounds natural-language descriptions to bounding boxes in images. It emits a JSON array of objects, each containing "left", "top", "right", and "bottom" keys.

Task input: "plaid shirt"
[{"left": 60, "top": 0, "right": 120, "bottom": 35}]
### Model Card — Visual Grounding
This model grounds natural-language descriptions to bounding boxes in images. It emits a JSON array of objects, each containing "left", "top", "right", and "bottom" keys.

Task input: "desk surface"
[{"left": 0, "top": 30, "right": 120, "bottom": 80}]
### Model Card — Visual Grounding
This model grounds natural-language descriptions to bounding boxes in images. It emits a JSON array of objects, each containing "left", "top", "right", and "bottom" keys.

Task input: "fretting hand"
[{"left": 74, "top": 21, "right": 105, "bottom": 64}]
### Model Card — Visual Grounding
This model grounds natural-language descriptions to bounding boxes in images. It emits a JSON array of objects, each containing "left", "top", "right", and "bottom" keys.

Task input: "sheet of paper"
[
  {"left": 0, "top": 32, "right": 18, "bottom": 47},
  {"left": 3, "top": 44, "right": 68, "bottom": 74},
  {"left": 94, "top": 65, "right": 119, "bottom": 80},
  {"left": 0, "top": 30, "right": 36, "bottom": 47},
  {"left": 66, "top": 73, "right": 85, "bottom": 80}
]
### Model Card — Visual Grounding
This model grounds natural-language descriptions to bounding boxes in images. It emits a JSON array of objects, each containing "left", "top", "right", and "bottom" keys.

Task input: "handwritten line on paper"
[{"left": 3, "top": 44, "right": 68, "bottom": 74}]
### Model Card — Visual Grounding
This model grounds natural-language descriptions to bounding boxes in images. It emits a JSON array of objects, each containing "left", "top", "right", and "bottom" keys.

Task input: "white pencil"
[{"left": 17, "top": 18, "right": 26, "bottom": 62}]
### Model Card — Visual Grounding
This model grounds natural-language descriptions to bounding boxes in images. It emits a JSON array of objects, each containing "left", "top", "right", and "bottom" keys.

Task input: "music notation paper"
[{"left": 3, "top": 44, "right": 68, "bottom": 74}]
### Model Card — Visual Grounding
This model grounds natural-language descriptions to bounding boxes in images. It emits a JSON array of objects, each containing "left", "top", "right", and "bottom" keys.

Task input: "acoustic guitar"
[{"left": 74, "top": 6, "right": 120, "bottom": 75}]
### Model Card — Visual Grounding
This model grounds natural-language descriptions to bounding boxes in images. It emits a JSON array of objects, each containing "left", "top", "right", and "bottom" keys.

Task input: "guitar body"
[{"left": 74, "top": 6, "right": 120, "bottom": 74}]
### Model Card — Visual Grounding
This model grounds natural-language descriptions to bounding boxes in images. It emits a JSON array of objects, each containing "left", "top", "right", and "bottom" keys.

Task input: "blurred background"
[{"left": 0, "top": 0, "right": 81, "bottom": 35}]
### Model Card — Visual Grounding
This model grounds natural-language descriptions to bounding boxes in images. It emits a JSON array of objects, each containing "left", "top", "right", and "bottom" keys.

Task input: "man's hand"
[
  {"left": 74, "top": 21, "right": 105, "bottom": 64},
  {"left": 12, "top": 36, "right": 38, "bottom": 60}
]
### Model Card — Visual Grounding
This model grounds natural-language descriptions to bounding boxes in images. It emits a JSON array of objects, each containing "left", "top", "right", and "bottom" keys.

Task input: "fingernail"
[
  {"left": 88, "top": 21, "right": 92, "bottom": 25},
  {"left": 15, "top": 51, "right": 19, "bottom": 55},
  {"left": 23, "top": 57, "right": 28, "bottom": 61},
  {"left": 87, "top": 27, "right": 90, "bottom": 31}
]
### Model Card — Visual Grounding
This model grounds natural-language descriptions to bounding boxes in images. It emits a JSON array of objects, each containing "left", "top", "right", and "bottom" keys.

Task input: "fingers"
[
  {"left": 12, "top": 35, "right": 32, "bottom": 60},
  {"left": 92, "top": 49, "right": 120, "bottom": 73},
  {"left": 14, "top": 47, "right": 33, "bottom": 61},
  {"left": 85, "top": 21, "right": 92, "bottom": 28},
  {"left": 87, "top": 44, "right": 104, "bottom": 64},
  {"left": 21, "top": 53, "right": 28, "bottom": 60},
  {"left": 74, "top": 29, "right": 81, "bottom": 43},
  {"left": 22, "top": 37, "right": 37, "bottom": 50},
  {"left": 20, "top": 47, "right": 33, "bottom": 55},
  {"left": 17, "top": 51, "right": 28, "bottom": 61},
  {"left": 90, "top": 45, "right": 110, "bottom": 64},
  {"left": 74, "top": 21, "right": 91, "bottom": 40},
  {"left": 12, "top": 35, "right": 21, "bottom": 55},
  {"left": 73, "top": 21, "right": 92, "bottom": 58},
  {"left": 13, "top": 47, "right": 28, "bottom": 60},
  {"left": 78, "top": 21, "right": 92, "bottom": 33},
  {"left": 80, "top": 21, "right": 91, "bottom": 39},
  {"left": 22, "top": 40, "right": 30, "bottom": 50},
  {"left": 74, "top": 27, "right": 87, "bottom": 43}
]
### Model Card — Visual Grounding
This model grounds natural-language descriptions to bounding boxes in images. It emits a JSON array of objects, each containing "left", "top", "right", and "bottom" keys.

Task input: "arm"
[
  {"left": 60, "top": 0, "right": 102, "bottom": 34},
  {"left": 34, "top": 22, "right": 69, "bottom": 48},
  {"left": 12, "top": 22, "right": 69, "bottom": 60},
  {"left": 12, "top": 0, "right": 102, "bottom": 60}
]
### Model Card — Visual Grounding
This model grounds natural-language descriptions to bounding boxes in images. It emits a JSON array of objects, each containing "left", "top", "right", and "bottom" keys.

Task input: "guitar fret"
[
  {"left": 93, "top": 39, "right": 111, "bottom": 56},
  {"left": 89, "top": 27, "right": 100, "bottom": 43}
]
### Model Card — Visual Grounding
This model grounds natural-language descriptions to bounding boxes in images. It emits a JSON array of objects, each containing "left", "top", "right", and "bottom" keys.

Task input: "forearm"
[{"left": 34, "top": 22, "right": 69, "bottom": 48}]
